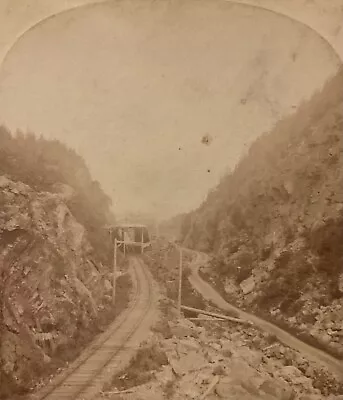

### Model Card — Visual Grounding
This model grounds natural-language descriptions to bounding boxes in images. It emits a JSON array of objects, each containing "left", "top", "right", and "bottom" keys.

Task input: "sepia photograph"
[{"left": 0, "top": 1, "right": 342, "bottom": 399}]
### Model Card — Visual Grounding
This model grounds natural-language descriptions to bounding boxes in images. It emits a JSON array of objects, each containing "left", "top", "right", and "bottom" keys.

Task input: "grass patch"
[{"left": 151, "top": 318, "right": 173, "bottom": 339}]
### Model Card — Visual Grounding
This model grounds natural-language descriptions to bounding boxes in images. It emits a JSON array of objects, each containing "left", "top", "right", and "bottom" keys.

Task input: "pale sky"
[{"left": 0, "top": 1, "right": 341, "bottom": 219}]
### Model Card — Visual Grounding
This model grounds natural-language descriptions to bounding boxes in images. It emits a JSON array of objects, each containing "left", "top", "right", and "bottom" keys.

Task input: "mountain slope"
[
  {"left": 0, "top": 132, "right": 127, "bottom": 399},
  {"left": 181, "top": 68, "right": 343, "bottom": 357}
]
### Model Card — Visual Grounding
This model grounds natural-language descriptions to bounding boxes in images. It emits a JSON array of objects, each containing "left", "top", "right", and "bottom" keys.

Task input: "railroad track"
[{"left": 30, "top": 256, "right": 154, "bottom": 400}]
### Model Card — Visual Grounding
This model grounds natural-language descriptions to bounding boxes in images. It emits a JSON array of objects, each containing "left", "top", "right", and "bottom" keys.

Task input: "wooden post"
[
  {"left": 141, "top": 227, "right": 144, "bottom": 254},
  {"left": 177, "top": 246, "right": 183, "bottom": 316},
  {"left": 113, "top": 238, "right": 117, "bottom": 305}
]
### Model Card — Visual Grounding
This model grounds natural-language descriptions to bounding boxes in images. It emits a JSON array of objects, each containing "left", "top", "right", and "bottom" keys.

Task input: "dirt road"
[
  {"left": 30, "top": 256, "right": 158, "bottom": 400},
  {"left": 187, "top": 250, "right": 343, "bottom": 379}
]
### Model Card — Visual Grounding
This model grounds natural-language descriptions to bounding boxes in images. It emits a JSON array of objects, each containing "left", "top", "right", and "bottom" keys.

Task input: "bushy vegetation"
[
  {"left": 0, "top": 126, "right": 114, "bottom": 264},
  {"left": 108, "top": 344, "right": 168, "bottom": 390}
]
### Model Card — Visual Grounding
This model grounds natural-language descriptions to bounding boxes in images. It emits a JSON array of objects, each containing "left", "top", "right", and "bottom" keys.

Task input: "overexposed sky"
[{"left": 0, "top": 1, "right": 341, "bottom": 219}]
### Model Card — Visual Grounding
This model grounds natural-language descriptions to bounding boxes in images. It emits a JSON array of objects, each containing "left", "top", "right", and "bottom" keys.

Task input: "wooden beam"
[
  {"left": 100, "top": 388, "right": 135, "bottom": 396},
  {"left": 188, "top": 317, "right": 225, "bottom": 322},
  {"left": 180, "top": 305, "right": 252, "bottom": 325},
  {"left": 115, "top": 240, "right": 151, "bottom": 247}
]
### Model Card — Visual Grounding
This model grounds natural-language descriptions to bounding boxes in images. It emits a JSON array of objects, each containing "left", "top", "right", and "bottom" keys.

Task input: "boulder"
[
  {"left": 104, "top": 279, "right": 112, "bottom": 291},
  {"left": 259, "top": 378, "right": 296, "bottom": 400},
  {"left": 224, "top": 278, "right": 238, "bottom": 294},
  {"left": 155, "top": 365, "right": 174, "bottom": 384},
  {"left": 167, "top": 350, "right": 206, "bottom": 376},
  {"left": 178, "top": 337, "right": 201, "bottom": 352},
  {"left": 210, "top": 342, "right": 222, "bottom": 351},
  {"left": 220, "top": 339, "right": 234, "bottom": 356},
  {"left": 178, "top": 373, "right": 202, "bottom": 398},
  {"left": 215, "top": 375, "right": 268, "bottom": 399},
  {"left": 279, "top": 365, "right": 303, "bottom": 379},
  {"left": 234, "top": 346, "right": 262, "bottom": 368},
  {"left": 215, "top": 377, "right": 250, "bottom": 399},
  {"left": 319, "top": 333, "right": 332, "bottom": 345},
  {"left": 193, "top": 366, "right": 216, "bottom": 386},
  {"left": 240, "top": 276, "right": 255, "bottom": 295},
  {"left": 169, "top": 320, "right": 197, "bottom": 338}
]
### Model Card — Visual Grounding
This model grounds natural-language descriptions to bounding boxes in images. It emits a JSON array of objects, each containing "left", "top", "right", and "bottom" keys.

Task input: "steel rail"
[{"left": 29, "top": 256, "right": 153, "bottom": 400}]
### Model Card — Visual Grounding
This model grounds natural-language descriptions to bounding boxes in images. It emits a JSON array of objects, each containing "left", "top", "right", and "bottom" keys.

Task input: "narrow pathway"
[{"left": 187, "top": 250, "right": 343, "bottom": 379}]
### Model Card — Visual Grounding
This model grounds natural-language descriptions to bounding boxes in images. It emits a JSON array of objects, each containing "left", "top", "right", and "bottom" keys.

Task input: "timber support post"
[
  {"left": 141, "top": 227, "right": 144, "bottom": 254},
  {"left": 113, "top": 238, "right": 117, "bottom": 305},
  {"left": 177, "top": 246, "right": 183, "bottom": 316}
]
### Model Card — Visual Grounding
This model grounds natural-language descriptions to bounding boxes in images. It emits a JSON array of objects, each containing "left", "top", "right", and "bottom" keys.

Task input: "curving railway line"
[{"left": 29, "top": 256, "right": 156, "bottom": 400}]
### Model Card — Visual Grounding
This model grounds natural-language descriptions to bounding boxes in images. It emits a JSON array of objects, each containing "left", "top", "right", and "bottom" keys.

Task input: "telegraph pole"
[
  {"left": 177, "top": 246, "right": 183, "bottom": 316},
  {"left": 113, "top": 238, "right": 117, "bottom": 305},
  {"left": 141, "top": 227, "right": 144, "bottom": 254}
]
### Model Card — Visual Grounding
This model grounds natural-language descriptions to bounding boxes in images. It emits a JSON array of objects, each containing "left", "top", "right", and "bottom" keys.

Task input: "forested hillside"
[
  {"left": 0, "top": 127, "right": 114, "bottom": 264},
  {"left": 180, "top": 69, "right": 343, "bottom": 356}
]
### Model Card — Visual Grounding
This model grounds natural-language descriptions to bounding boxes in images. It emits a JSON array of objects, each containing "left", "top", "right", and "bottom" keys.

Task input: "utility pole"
[
  {"left": 177, "top": 246, "right": 183, "bottom": 316},
  {"left": 141, "top": 227, "right": 144, "bottom": 254},
  {"left": 113, "top": 238, "right": 117, "bottom": 305}
]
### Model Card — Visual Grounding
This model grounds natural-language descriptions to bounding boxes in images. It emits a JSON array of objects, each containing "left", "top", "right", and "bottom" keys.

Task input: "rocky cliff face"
[
  {"left": 0, "top": 176, "right": 119, "bottom": 398},
  {"left": 180, "top": 69, "right": 343, "bottom": 356}
]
